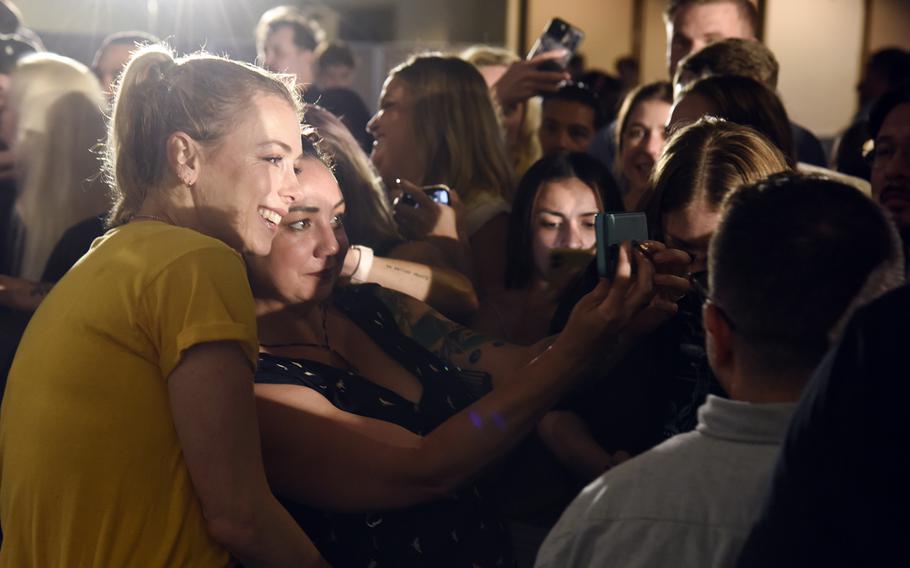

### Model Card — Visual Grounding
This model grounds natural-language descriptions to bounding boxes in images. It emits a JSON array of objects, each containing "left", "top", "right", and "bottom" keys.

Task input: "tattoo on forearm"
[
  {"left": 381, "top": 262, "right": 431, "bottom": 282},
  {"left": 411, "top": 316, "right": 492, "bottom": 363},
  {"left": 377, "top": 288, "right": 494, "bottom": 365},
  {"left": 381, "top": 290, "right": 418, "bottom": 337},
  {"left": 376, "top": 288, "right": 495, "bottom": 395}
]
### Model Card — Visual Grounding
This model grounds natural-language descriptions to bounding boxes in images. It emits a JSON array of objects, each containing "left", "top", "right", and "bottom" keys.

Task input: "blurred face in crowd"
[
  {"left": 871, "top": 103, "right": 910, "bottom": 237},
  {"left": 248, "top": 156, "right": 348, "bottom": 304},
  {"left": 620, "top": 98, "right": 672, "bottom": 197},
  {"left": 262, "top": 25, "right": 316, "bottom": 86},
  {"left": 668, "top": 91, "right": 715, "bottom": 133},
  {"left": 318, "top": 63, "right": 355, "bottom": 89},
  {"left": 666, "top": 1, "right": 754, "bottom": 78},
  {"left": 95, "top": 42, "right": 133, "bottom": 99},
  {"left": 191, "top": 94, "right": 303, "bottom": 257},
  {"left": 477, "top": 63, "right": 525, "bottom": 150},
  {"left": 662, "top": 198, "right": 721, "bottom": 274},
  {"left": 530, "top": 177, "right": 601, "bottom": 279},
  {"left": 367, "top": 75, "right": 423, "bottom": 185},
  {"left": 539, "top": 99, "right": 596, "bottom": 155}
]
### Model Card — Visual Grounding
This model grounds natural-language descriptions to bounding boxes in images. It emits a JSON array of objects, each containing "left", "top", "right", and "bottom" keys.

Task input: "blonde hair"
[
  {"left": 302, "top": 104, "right": 404, "bottom": 251},
  {"left": 389, "top": 53, "right": 514, "bottom": 204},
  {"left": 104, "top": 44, "right": 302, "bottom": 226},
  {"left": 461, "top": 45, "right": 542, "bottom": 179},
  {"left": 9, "top": 53, "right": 107, "bottom": 280},
  {"left": 646, "top": 116, "right": 790, "bottom": 239}
]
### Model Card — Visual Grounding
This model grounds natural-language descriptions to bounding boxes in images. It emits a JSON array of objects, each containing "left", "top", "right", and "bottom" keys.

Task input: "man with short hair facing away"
[
  {"left": 535, "top": 173, "right": 904, "bottom": 568},
  {"left": 735, "top": 92, "right": 910, "bottom": 568},
  {"left": 672, "top": 37, "right": 775, "bottom": 98},
  {"left": 673, "top": 36, "right": 829, "bottom": 168},
  {"left": 538, "top": 82, "right": 603, "bottom": 155},
  {"left": 256, "top": 5, "right": 324, "bottom": 101}
]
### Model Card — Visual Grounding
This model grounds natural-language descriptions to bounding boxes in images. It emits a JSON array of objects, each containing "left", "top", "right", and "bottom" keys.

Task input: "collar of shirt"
[{"left": 696, "top": 394, "right": 796, "bottom": 445}]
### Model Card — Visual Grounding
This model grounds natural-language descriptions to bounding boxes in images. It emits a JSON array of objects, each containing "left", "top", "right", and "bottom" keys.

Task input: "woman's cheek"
[
  {"left": 531, "top": 229, "right": 555, "bottom": 275},
  {"left": 580, "top": 228, "right": 597, "bottom": 250},
  {"left": 532, "top": 226, "right": 558, "bottom": 251}
]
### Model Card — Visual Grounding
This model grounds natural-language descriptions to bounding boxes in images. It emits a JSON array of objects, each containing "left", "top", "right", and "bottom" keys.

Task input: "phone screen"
[{"left": 422, "top": 184, "right": 451, "bottom": 205}]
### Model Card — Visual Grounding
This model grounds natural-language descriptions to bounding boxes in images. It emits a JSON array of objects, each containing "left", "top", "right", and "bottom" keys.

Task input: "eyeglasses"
[{"left": 689, "top": 271, "right": 739, "bottom": 332}]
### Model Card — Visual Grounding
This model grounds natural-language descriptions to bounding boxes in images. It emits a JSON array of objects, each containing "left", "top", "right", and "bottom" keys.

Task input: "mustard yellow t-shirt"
[{"left": 0, "top": 221, "right": 259, "bottom": 567}]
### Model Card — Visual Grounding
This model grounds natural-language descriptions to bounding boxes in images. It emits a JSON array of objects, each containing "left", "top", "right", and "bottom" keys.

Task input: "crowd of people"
[{"left": 0, "top": 0, "right": 908, "bottom": 566}]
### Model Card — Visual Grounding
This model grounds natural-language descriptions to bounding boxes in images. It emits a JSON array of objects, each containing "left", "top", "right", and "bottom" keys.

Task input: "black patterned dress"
[{"left": 256, "top": 285, "right": 514, "bottom": 568}]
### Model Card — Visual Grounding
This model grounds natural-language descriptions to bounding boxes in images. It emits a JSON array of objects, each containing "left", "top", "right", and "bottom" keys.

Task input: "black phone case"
[{"left": 527, "top": 17, "right": 585, "bottom": 70}]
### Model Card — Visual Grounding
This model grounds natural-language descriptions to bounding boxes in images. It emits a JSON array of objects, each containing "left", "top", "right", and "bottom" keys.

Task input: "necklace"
[
  {"left": 131, "top": 214, "right": 169, "bottom": 223},
  {"left": 260, "top": 304, "right": 359, "bottom": 372}
]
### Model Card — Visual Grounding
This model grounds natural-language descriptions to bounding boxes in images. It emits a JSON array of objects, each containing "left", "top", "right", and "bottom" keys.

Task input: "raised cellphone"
[
  {"left": 422, "top": 184, "right": 452, "bottom": 205},
  {"left": 526, "top": 18, "right": 585, "bottom": 72},
  {"left": 595, "top": 212, "right": 649, "bottom": 278},
  {"left": 399, "top": 184, "right": 452, "bottom": 207}
]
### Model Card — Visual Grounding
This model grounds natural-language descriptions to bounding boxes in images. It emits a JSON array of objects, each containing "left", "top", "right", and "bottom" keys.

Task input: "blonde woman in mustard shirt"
[{"left": 0, "top": 45, "right": 327, "bottom": 567}]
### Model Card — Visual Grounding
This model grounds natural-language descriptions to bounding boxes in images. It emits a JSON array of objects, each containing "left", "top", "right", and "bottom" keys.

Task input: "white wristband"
[{"left": 350, "top": 245, "right": 374, "bottom": 284}]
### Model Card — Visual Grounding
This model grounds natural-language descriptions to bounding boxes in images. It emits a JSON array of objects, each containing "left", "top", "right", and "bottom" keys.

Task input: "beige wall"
[
  {"left": 765, "top": 0, "right": 865, "bottom": 138},
  {"left": 640, "top": 0, "right": 670, "bottom": 83},
  {"left": 18, "top": 0, "right": 149, "bottom": 33},
  {"left": 525, "top": 0, "right": 635, "bottom": 73},
  {"left": 19, "top": 0, "right": 910, "bottom": 138},
  {"left": 868, "top": 0, "right": 910, "bottom": 52},
  {"left": 17, "top": 0, "right": 506, "bottom": 45},
  {"left": 506, "top": 0, "right": 522, "bottom": 52}
]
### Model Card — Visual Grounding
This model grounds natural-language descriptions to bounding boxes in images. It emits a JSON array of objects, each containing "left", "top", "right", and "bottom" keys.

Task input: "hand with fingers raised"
[
  {"left": 492, "top": 51, "right": 570, "bottom": 108},
  {"left": 621, "top": 241, "right": 693, "bottom": 338},
  {"left": 556, "top": 242, "right": 656, "bottom": 360}
]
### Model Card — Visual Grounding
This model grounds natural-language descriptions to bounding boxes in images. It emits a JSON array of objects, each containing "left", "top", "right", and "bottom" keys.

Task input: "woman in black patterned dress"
[{"left": 246, "top": 136, "right": 689, "bottom": 567}]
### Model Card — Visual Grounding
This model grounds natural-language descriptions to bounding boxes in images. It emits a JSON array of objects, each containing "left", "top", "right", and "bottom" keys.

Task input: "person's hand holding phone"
[
  {"left": 556, "top": 242, "right": 656, "bottom": 361},
  {"left": 492, "top": 51, "right": 570, "bottom": 108},
  {"left": 391, "top": 179, "right": 460, "bottom": 241}
]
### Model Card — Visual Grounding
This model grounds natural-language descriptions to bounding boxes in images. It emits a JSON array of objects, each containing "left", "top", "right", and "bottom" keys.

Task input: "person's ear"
[
  {"left": 703, "top": 301, "right": 734, "bottom": 371},
  {"left": 166, "top": 131, "right": 201, "bottom": 188}
]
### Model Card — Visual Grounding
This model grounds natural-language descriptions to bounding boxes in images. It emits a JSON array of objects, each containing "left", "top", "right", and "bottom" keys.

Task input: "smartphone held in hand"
[
  {"left": 527, "top": 18, "right": 585, "bottom": 71},
  {"left": 596, "top": 212, "right": 649, "bottom": 278},
  {"left": 398, "top": 185, "right": 452, "bottom": 208}
]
